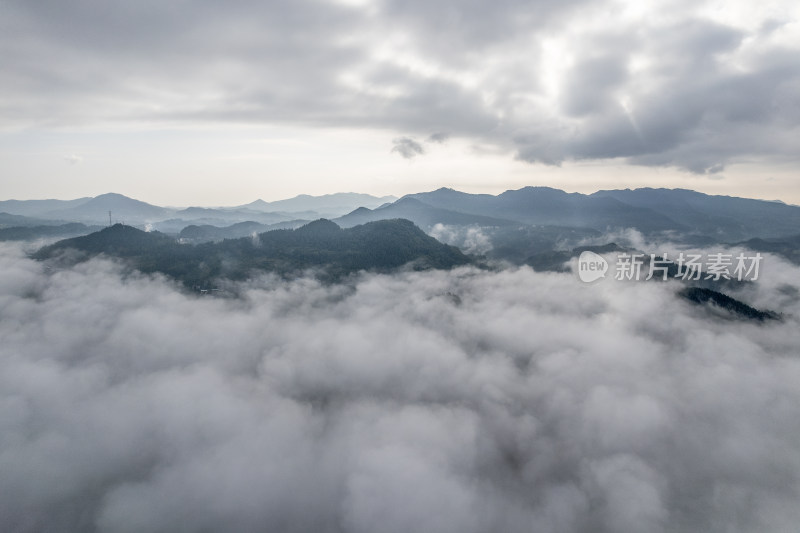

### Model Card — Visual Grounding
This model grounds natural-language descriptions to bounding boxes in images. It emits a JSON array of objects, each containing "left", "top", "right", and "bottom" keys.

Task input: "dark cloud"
[
  {"left": 2, "top": 242, "right": 800, "bottom": 532},
  {"left": 391, "top": 137, "right": 425, "bottom": 159},
  {"left": 379, "top": 0, "right": 590, "bottom": 59},
  {"left": 428, "top": 132, "right": 450, "bottom": 143},
  {"left": 559, "top": 55, "right": 629, "bottom": 118},
  {"left": 514, "top": 18, "right": 800, "bottom": 172},
  {"left": 0, "top": 0, "right": 798, "bottom": 172}
]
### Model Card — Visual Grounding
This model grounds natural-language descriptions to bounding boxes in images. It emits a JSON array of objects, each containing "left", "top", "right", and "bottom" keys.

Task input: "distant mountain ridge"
[
  {"left": 591, "top": 188, "right": 800, "bottom": 239},
  {"left": 5, "top": 187, "right": 800, "bottom": 245},
  {"left": 0, "top": 223, "right": 102, "bottom": 242},
  {"left": 335, "top": 197, "right": 519, "bottom": 229},
  {"left": 0, "top": 192, "right": 398, "bottom": 227},
  {"left": 0, "top": 197, "right": 91, "bottom": 217},
  {"left": 46, "top": 193, "right": 171, "bottom": 223},
  {"left": 239, "top": 193, "right": 397, "bottom": 216},
  {"left": 397, "top": 186, "right": 800, "bottom": 239}
]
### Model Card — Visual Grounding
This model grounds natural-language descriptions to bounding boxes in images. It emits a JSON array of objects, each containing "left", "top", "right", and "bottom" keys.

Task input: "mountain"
[
  {"left": 155, "top": 218, "right": 308, "bottom": 236},
  {"left": 0, "top": 197, "right": 91, "bottom": 217},
  {"left": 405, "top": 187, "right": 685, "bottom": 233},
  {"left": 402, "top": 187, "right": 498, "bottom": 214},
  {"left": 172, "top": 207, "right": 298, "bottom": 225},
  {"left": 177, "top": 221, "right": 311, "bottom": 243},
  {"left": 731, "top": 234, "right": 800, "bottom": 265},
  {"left": 34, "top": 219, "right": 471, "bottom": 286},
  {"left": 34, "top": 224, "right": 177, "bottom": 258},
  {"left": 680, "top": 287, "right": 780, "bottom": 321},
  {"left": 400, "top": 186, "right": 800, "bottom": 239},
  {"left": 241, "top": 193, "right": 397, "bottom": 217},
  {"left": 179, "top": 221, "right": 271, "bottom": 242},
  {"left": 0, "top": 223, "right": 101, "bottom": 242},
  {"left": 335, "top": 197, "right": 519, "bottom": 229},
  {"left": 0, "top": 212, "right": 66, "bottom": 228},
  {"left": 45, "top": 193, "right": 170, "bottom": 224},
  {"left": 592, "top": 188, "right": 800, "bottom": 240},
  {"left": 8, "top": 187, "right": 800, "bottom": 247}
]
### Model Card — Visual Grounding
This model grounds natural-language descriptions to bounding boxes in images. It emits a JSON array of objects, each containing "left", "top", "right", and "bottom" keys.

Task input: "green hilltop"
[{"left": 33, "top": 218, "right": 471, "bottom": 288}]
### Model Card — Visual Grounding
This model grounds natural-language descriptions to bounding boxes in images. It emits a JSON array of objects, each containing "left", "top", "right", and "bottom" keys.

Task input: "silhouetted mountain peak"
[
  {"left": 680, "top": 288, "right": 780, "bottom": 322},
  {"left": 103, "top": 222, "right": 138, "bottom": 233},
  {"left": 86, "top": 223, "right": 170, "bottom": 242},
  {"left": 294, "top": 219, "right": 342, "bottom": 235},
  {"left": 94, "top": 193, "right": 130, "bottom": 200},
  {"left": 84, "top": 193, "right": 157, "bottom": 208},
  {"left": 32, "top": 224, "right": 172, "bottom": 260},
  {"left": 502, "top": 186, "right": 568, "bottom": 196},
  {"left": 40, "top": 193, "right": 169, "bottom": 224},
  {"left": 407, "top": 187, "right": 481, "bottom": 201}
]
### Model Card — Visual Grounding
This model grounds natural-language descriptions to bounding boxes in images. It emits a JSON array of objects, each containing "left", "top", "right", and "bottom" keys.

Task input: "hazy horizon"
[{"left": 1, "top": 183, "right": 797, "bottom": 208}]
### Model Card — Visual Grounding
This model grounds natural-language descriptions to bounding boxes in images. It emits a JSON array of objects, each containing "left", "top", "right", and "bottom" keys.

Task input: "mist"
[
  {"left": 2, "top": 242, "right": 800, "bottom": 533},
  {"left": 430, "top": 224, "right": 493, "bottom": 255}
]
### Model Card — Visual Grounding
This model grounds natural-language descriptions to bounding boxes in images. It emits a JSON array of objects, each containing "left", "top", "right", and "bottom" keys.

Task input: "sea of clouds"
[{"left": 1, "top": 241, "right": 800, "bottom": 533}]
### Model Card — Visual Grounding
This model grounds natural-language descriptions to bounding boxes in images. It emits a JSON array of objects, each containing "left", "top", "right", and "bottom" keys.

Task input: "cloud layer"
[
  {"left": 2, "top": 0, "right": 798, "bottom": 173},
  {"left": 2, "top": 242, "right": 800, "bottom": 532}
]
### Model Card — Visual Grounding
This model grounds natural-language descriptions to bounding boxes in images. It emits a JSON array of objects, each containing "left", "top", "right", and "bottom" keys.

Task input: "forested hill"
[{"left": 33, "top": 219, "right": 471, "bottom": 286}]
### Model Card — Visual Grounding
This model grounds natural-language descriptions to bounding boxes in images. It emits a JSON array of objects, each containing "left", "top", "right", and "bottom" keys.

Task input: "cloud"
[
  {"left": 428, "top": 132, "right": 450, "bottom": 143},
  {"left": 63, "top": 154, "right": 83, "bottom": 165},
  {"left": 390, "top": 137, "right": 425, "bottom": 159},
  {"left": 389, "top": 132, "right": 448, "bottom": 160},
  {"left": 2, "top": 241, "right": 800, "bottom": 532},
  {"left": 2, "top": 0, "right": 798, "bottom": 174},
  {"left": 430, "top": 223, "right": 492, "bottom": 254}
]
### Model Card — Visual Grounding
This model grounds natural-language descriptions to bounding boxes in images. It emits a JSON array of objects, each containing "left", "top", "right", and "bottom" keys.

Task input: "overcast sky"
[{"left": 1, "top": 0, "right": 799, "bottom": 205}]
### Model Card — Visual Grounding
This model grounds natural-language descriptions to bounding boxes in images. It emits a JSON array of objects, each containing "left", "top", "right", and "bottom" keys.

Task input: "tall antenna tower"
[{"left": 109, "top": 211, "right": 112, "bottom": 226}]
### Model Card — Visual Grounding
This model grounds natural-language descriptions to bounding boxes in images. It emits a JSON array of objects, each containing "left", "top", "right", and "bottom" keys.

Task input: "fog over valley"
[{"left": 2, "top": 238, "right": 800, "bottom": 532}]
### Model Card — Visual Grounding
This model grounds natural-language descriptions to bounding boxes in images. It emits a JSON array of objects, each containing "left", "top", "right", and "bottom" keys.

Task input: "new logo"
[{"left": 578, "top": 251, "right": 608, "bottom": 283}]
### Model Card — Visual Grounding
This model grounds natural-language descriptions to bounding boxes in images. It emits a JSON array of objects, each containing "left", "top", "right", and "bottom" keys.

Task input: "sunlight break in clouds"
[{"left": 2, "top": 242, "right": 800, "bottom": 532}]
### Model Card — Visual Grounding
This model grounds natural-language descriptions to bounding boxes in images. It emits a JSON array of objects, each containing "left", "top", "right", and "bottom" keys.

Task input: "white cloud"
[
  {"left": 430, "top": 223, "right": 493, "bottom": 254},
  {"left": 2, "top": 241, "right": 800, "bottom": 531}
]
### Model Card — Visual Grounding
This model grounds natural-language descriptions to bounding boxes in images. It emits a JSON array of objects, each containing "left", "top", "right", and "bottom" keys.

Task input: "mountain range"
[
  {"left": 399, "top": 187, "right": 800, "bottom": 239},
  {"left": 0, "top": 192, "right": 396, "bottom": 227},
  {"left": 335, "top": 197, "right": 519, "bottom": 229},
  {"left": 6, "top": 187, "right": 800, "bottom": 266},
  {"left": 241, "top": 193, "right": 396, "bottom": 216}
]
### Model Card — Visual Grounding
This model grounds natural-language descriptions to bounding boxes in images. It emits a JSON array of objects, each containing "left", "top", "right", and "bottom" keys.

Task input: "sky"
[
  {"left": 3, "top": 239, "right": 800, "bottom": 532},
  {"left": 1, "top": 0, "right": 799, "bottom": 206}
]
